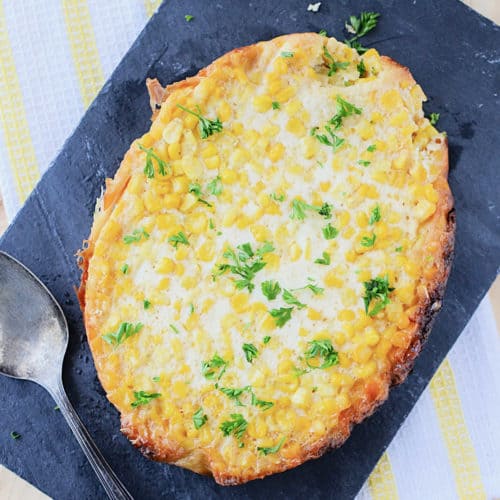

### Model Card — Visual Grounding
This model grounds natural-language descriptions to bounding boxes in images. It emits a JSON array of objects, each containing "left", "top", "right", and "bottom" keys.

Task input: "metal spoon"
[{"left": 0, "top": 251, "right": 133, "bottom": 499}]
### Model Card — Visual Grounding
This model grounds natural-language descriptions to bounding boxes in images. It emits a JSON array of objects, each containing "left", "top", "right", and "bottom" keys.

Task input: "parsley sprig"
[
  {"left": 177, "top": 104, "right": 223, "bottom": 139},
  {"left": 168, "top": 231, "right": 189, "bottom": 248},
  {"left": 220, "top": 414, "right": 248, "bottom": 440},
  {"left": 123, "top": 228, "right": 149, "bottom": 244},
  {"left": 311, "top": 125, "right": 345, "bottom": 151},
  {"left": 345, "top": 12, "right": 380, "bottom": 54},
  {"left": 290, "top": 199, "right": 332, "bottom": 221},
  {"left": 258, "top": 437, "right": 286, "bottom": 455},
  {"left": 314, "top": 251, "right": 331, "bottom": 265},
  {"left": 188, "top": 183, "right": 212, "bottom": 206},
  {"left": 269, "top": 307, "right": 293, "bottom": 327},
  {"left": 202, "top": 354, "right": 228, "bottom": 381},
  {"left": 361, "top": 233, "right": 376, "bottom": 247},
  {"left": 138, "top": 144, "right": 169, "bottom": 178},
  {"left": 323, "top": 45, "right": 349, "bottom": 76},
  {"left": 102, "top": 322, "right": 143, "bottom": 346},
  {"left": 305, "top": 339, "right": 339, "bottom": 369},
  {"left": 131, "top": 391, "right": 161, "bottom": 408},
  {"left": 282, "top": 289, "right": 306, "bottom": 309},
  {"left": 193, "top": 408, "right": 208, "bottom": 429},
  {"left": 242, "top": 343, "right": 259, "bottom": 363},
  {"left": 329, "top": 96, "right": 362, "bottom": 129},
  {"left": 369, "top": 205, "right": 381, "bottom": 225},
  {"left": 261, "top": 280, "right": 281, "bottom": 300},
  {"left": 363, "top": 275, "right": 394, "bottom": 316}
]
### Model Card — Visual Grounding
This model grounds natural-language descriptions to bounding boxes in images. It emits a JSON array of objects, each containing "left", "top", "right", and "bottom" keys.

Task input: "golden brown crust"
[{"left": 79, "top": 34, "right": 455, "bottom": 485}]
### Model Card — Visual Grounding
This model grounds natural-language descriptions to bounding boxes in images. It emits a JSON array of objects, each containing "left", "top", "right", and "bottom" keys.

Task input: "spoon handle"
[{"left": 49, "top": 381, "right": 134, "bottom": 500}]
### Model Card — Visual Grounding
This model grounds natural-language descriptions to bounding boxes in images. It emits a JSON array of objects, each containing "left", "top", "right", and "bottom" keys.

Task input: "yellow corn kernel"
[
  {"left": 201, "top": 143, "right": 217, "bottom": 158},
  {"left": 183, "top": 113, "right": 198, "bottom": 130},
  {"left": 390, "top": 110, "right": 409, "bottom": 127},
  {"left": 355, "top": 212, "right": 369, "bottom": 228},
  {"left": 128, "top": 175, "right": 144, "bottom": 195},
  {"left": 289, "top": 242, "right": 302, "bottom": 261},
  {"left": 196, "top": 240, "right": 215, "bottom": 262},
  {"left": 343, "top": 227, "right": 355, "bottom": 239},
  {"left": 185, "top": 213, "right": 208, "bottom": 234},
  {"left": 337, "top": 210, "right": 351, "bottom": 229},
  {"left": 424, "top": 184, "right": 439, "bottom": 203},
  {"left": 358, "top": 122, "right": 375, "bottom": 140},
  {"left": 221, "top": 168, "right": 237, "bottom": 184},
  {"left": 180, "top": 193, "right": 199, "bottom": 213},
  {"left": 415, "top": 199, "right": 436, "bottom": 221},
  {"left": 286, "top": 117, "right": 306, "bottom": 136},
  {"left": 231, "top": 121, "right": 244, "bottom": 135},
  {"left": 263, "top": 252, "right": 280, "bottom": 270},
  {"left": 307, "top": 308, "right": 322, "bottom": 320},
  {"left": 222, "top": 208, "right": 238, "bottom": 227},
  {"left": 392, "top": 151, "right": 409, "bottom": 171},
  {"left": 291, "top": 388, "right": 311, "bottom": 409},
  {"left": 396, "top": 285, "right": 415, "bottom": 305},
  {"left": 267, "top": 142, "right": 285, "bottom": 162},
  {"left": 253, "top": 94, "right": 273, "bottom": 112},
  {"left": 175, "top": 245, "right": 190, "bottom": 261},
  {"left": 203, "top": 155, "right": 219, "bottom": 170},
  {"left": 181, "top": 157, "right": 203, "bottom": 180},
  {"left": 381, "top": 89, "right": 403, "bottom": 110},
  {"left": 364, "top": 327, "right": 380, "bottom": 346},
  {"left": 218, "top": 100, "right": 232, "bottom": 121},
  {"left": 339, "top": 309, "right": 355, "bottom": 321},
  {"left": 163, "top": 193, "right": 181, "bottom": 209},
  {"left": 301, "top": 136, "right": 318, "bottom": 159},
  {"left": 324, "top": 269, "right": 343, "bottom": 288},
  {"left": 157, "top": 257, "right": 175, "bottom": 274},
  {"left": 370, "top": 111, "right": 383, "bottom": 123},
  {"left": 273, "top": 56, "right": 288, "bottom": 74},
  {"left": 157, "top": 277, "right": 170, "bottom": 290},
  {"left": 251, "top": 224, "right": 272, "bottom": 242},
  {"left": 356, "top": 360, "right": 377, "bottom": 379},
  {"left": 276, "top": 86, "right": 295, "bottom": 102},
  {"left": 168, "top": 142, "right": 182, "bottom": 160},
  {"left": 181, "top": 276, "right": 196, "bottom": 289},
  {"left": 162, "top": 118, "right": 184, "bottom": 144},
  {"left": 172, "top": 380, "right": 189, "bottom": 398}
]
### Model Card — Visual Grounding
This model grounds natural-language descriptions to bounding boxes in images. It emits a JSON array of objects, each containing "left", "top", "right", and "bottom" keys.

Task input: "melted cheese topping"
[{"left": 85, "top": 34, "right": 448, "bottom": 477}]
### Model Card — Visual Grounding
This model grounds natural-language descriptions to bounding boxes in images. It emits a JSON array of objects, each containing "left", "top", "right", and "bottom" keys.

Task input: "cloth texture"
[{"left": 0, "top": 1, "right": 498, "bottom": 498}]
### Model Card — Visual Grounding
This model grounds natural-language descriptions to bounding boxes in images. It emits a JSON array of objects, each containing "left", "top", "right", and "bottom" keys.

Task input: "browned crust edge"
[{"left": 78, "top": 35, "right": 456, "bottom": 486}]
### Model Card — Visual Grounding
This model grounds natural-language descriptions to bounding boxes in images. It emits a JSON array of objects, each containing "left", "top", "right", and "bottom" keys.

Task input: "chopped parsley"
[
  {"left": 357, "top": 58, "right": 367, "bottom": 76},
  {"left": 143, "top": 299, "right": 151, "bottom": 310},
  {"left": 177, "top": 104, "right": 223, "bottom": 139},
  {"left": 251, "top": 393, "right": 274, "bottom": 411},
  {"left": 305, "top": 339, "right": 339, "bottom": 369},
  {"left": 318, "top": 29, "right": 328, "bottom": 36},
  {"left": 367, "top": 144, "right": 377, "bottom": 152},
  {"left": 168, "top": 231, "right": 189, "bottom": 248},
  {"left": 218, "top": 386, "right": 246, "bottom": 405},
  {"left": 102, "top": 322, "right": 143, "bottom": 346},
  {"left": 314, "top": 251, "right": 331, "bottom": 265},
  {"left": 395, "top": 246, "right": 403, "bottom": 252},
  {"left": 263, "top": 336, "right": 271, "bottom": 344},
  {"left": 242, "top": 343, "right": 259, "bottom": 363},
  {"left": 258, "top": 437, "right": 286, "bottom": 455},
  {"left": 184, "top": 14, "right": 194, "bottom": 22},
  {"left": 311, "top": 125, "right": 345, "bottom": 151},
  {"left": 202, "top": 354, "right": 228, "bottom": 381},
  {"left": 322, "top": 223, "right": 339, "bottom": 240},
  {"left": 272, "top": 101, "right": 280, "bottom": 110},
  {"left": 193, "top": 408, "right": 208, "bottom": 429},
  {"left": 220, "top": 413, "right": 248, "bottom": 439},
  {"left": 131, "top": 391, "right": 161, "bottom": 408},
  {"left": 215, "top": 242, "right": 273, "bottom": 292},
  {"left": 120, "top": 263, "right": 129, "bottom": 274},
  {"left": 303, "top": 282, "right": 325, "bottom": 295},
  {"left": 207, "top": 175, "right": 223, "bottom": 195},
  {"left": 361, "top": 233, "right": 376, "bottom": 247},
  {"left": 345, "top": 11, "right": 380, "bottom": 54},
  {"left": 282, "top": 289, "right": 306, "bottom": 309},
  {"left": 292, "top": 366, "right": 309, "bottom": 377},
  {"left": 429, "top": 112, "right": 440, "bottom": 125},
  {"left": 358, "top": 160, "right": 371, "bottom": 167},
  {"left": 369, "top": 205, "right": 381, "bottom": 225},
  {"left": 269, "top": 307, "right": 293, "bottom": 328},
  {"left": 323, "top": 45, "right": 349, "bottom": 76},
  {"left": 270, "top": 192, "right": 285, "bottom": 202},
  {"left": 152, "top": 376, "right": 160, "bottom": 382},
  {"left": 188, "top": 183, "right": 212, "bottom": 206},
  {"left": 10, "top": 431, "right": 21, "bottom": 440},
  {"left": 138, "top": 144, "right": 169, "bottom": 178},
  {"left": 363, "top": 275, "right": 394, "bottom": 316},
  {"left": 281, "top": 51, "right": 294, "bottom": 58},
  {"left": 169, "top": 324, "right": 180, "bottom": 334},
  {"left": 290, "top": 199, "right": 332, "bottom": 221},
  {"left": 261, "top": 280, "right": 281, "bottom": 300},
  {"left": 329, "top": 95, "right": 362, "bottom": 130},
  {"left": 123, "top": 228, "right": 149, "bottom": 244}
]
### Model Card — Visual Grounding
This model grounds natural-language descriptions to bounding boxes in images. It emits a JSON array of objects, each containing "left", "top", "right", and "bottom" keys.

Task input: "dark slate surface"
[{"left": 0, "top": 0, "right": 499, "bottom": 498}]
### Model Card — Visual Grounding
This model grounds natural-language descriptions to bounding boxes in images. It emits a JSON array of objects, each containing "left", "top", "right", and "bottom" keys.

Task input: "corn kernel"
[
  {"left": 324, "top": 269, "right": 343, "bottom": 288},
  {"left": 307, "top": 308, "right": 322, "bottom": 320},
  {"left": 196, "top": 240, "right": 215, "bottom": 262},
  {"left": 253, "top": 94, "right": 273, "bottom": 112},
  {"left": 286, "top": 117, "right": 306, "bottom": 136},
  {"left": 168, "top": 142, "right": 182, "bottom": 160},
  {"left": 157, "top": 258, "right": 175, "bottom": 274},
  {"left": 163, "top": 193, "right": 181, "bottom": 209},
  {"left": 267, "top": 142, "right": 285, "bottom": 162},
  {"left": 338, "top": 309, "right": 355, "bottom": 321}
]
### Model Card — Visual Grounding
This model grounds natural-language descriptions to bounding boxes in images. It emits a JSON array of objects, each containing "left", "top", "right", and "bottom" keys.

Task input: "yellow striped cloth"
[{"left": 0, "top": 2, "right": 498, "bottom": 498}]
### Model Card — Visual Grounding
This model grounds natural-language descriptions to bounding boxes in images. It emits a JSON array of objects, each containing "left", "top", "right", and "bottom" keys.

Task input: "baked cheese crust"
[{"left": 79, "top": 33, "right": 455, "bottom": 485}]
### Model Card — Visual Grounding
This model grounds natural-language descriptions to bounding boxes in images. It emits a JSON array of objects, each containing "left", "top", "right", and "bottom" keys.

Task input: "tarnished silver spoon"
[{"left": 0, "top": 251, "right": 133, "bottom": 500}]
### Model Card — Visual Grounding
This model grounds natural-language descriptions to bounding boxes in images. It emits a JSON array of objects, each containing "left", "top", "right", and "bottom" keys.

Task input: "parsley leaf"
[
  {"left": 305, "top": 339, "right": 339, "bottom": 369},
  {"left": 272, "top": 101, "right": 280, "bottom": 110},
  {"left": 329, "top": 95, "right": 363, "bottom": 130},
  {"left": 143, "top": 299, "right": 151, "bottom": 309},
  {"left": 269, "top": 307, "right": 293, "bottom": 327},
  {"left": 220, "top": 414, "right": 248, "bottom": 439},
  {"left": 121, "top": 264, "right": 129, "bottom": 274},
  {"left": 131, "top": 391, "right": 161, "bottom": 408},
  {"left": 358, "top": 160, "right": 371, "bottom": 167},
  {"left": 311, "top": 125, "right": 345, "bottom": 151},
  {"left": 367, "top": 144, "right": 377, "bottom": 152},
  {"left": 357, "top": 58, "right": 367, "bottom": 76},
  {"left": 281, "top": 51, "right": 294, "bottom": 58},
  {"left": 318, "top": 29, "right": 327, "bottom": 36},
  {"left": 314, "top": 251, "right": 331, "bottom": 265},
  {"left": 177, "top": 104, "right": 223, "bottom": 139},
  {"left": 395, "top": 246, "right": 403, "bottom": 252},
  {"left": 138, "top": 144, "right": 169, "bottom": 178},
  {"left": 242, "top": 343, "right": 259, "bottom": 363},
  {"left": 219, "top": 386, "right": 250, "bottom": 406},
  {"left": 282, "top": 289, "right": 306, "bottom": 309},
  {"left": 193, "top": 408, "right": 208, "bottom": 429},
  {"left": 169, "top": 324, "right": 180, "bottom": 334},
  {"left": 168, "top": 231, "right": 189, "bottom": 248},
  {"left": 290, "top": 199, "right": 332, "bottom": 220},
  {"left": 10, "top": 431, "right": 21, "bottom": 440},
  {"left": 261, "top": 280, "right": 281, "bottom": 300},
  {"left": 292, "top": 366, "right": 309, "bottom": 377},
  {"left": 152, "top": 376, "right": 160, "bottom": 382},
  {"left": 251, "top": 392, "right": 274, "bottom": 411},
  {"left": 102, "top": 322, "right": 143, "bottom": 346},
  {"left": 207, "top": 175, "right": 223, "bottom": 195},
  {"left": 258, "top": 437, "right": 286, "bottom": 455},
  {"left": 263, "top": 336, "right": 271, "bottom": 344},
  {"left": 270, "top": 192, "right": 285, "bottom": 202},
  {"left": 322, "top": 223, "right": 338, "bottom": 240},
  {"left": 428, "top": 112, "right": 440, "bottom": 125},
  {"left": 123, "top": 228, "right": 149, "bottom": 244},
  {"left": 202, "top": 354, "right": 228, "bottom": 381},
  {"left": 184, "top": 14, "right": 194, "bottom": 22},
  {"left": 369, "top": 204, "right": 381, "bottom": 225},
  {"left": 344, "top": 12, "right": 380, "bottom": 54},
  {"left": 323, "top": 45, "right": 350, "bottom": 76},
  {"left": 304, "top": 283, "right": 324, "bottom": 295},
  {"left": 361, "top": 233, "right": 376, "bottom": 247},
  {"left": 363, "top": 275, "right": 395, "bottom": 316},
  {"left": 188, "top": 182, "right": 212, "bottom": 206}
]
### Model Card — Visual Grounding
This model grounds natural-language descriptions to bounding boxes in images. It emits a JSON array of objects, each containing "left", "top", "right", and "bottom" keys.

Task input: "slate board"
[{"left": 0, "top": 0, "right": 499, "bottom": 498}]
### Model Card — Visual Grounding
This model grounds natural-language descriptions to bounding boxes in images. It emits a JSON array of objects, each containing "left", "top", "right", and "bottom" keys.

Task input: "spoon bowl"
[{"left": 0, "top": 251, "right": 133, "bottom": 500}]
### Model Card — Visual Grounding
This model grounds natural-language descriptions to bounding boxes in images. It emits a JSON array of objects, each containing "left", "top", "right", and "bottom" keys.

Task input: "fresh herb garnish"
[
  {"left": 10, "top": 431, "right": 21, "bottom": 440},
  {"left": 250, "top": 392, "right": 274, "bottom": 411},
  {"left": 102, "top": 322, "right": 143, "bottom": 346},
  {"left": 143, "top": 299, "right": 151, "bottom": 310},
  {"left": 216, "top": 242, "right": 273, "bottom": 292},
  {"left": 207, "top": 175, "right": 223, "bottom": 195},
  {"left": 303, "top": 283, "right": 324, "bottom": 295},
  {"left": 270, "top": 192, "right": 285, "bottom": 202},
  {"left": 258, "top": 437, "right": 286, "bottom": 455},
  {"left": 138, "top": 144, "right": 169, "bottom": 178},
  {"left": 168, "top": 231, "right": 189, "bottom": 248},
  {"left": 369, "top": 205, "right": 381, "bottom": 225},
  {"left": 193, "top": 408, "right": 208, "bottom": 429},
  {"left": 121, "top": 264, "right": 129, "bottom": 274},
  {"left": 263, "top": 336, "right": 271, "bottom": 344},
  {"left": 367, "top": 144, "right": 377, "bottom": 152},
  {"left": 329, "top": 95, "right": 363, "bottom": 130},
  {"left": 428, "top": 113, "right": 440, "bottom": 125},
  {"left": 189, "top": 182, "right": 212, "bottom": 206},
  {"left": 318, "top": 29, "right": 327, "bottom": 36},
  {"left": 152, "top": 376, "right": 160, "bottom": 382},
  {"left": 272, "top": 101, "right": 280, "bottom": 110},
  {"left": 323, "top": 45, "right": 350, "bottom": 76},
  {"left": 184, "top": 14, "right": 194, "bottom": 22},
  {"left": 261, "top": 280, "right": 281, "bottom": 300},
  {"left": 363, "top": 275, "right": 394, "bottom": 316},
  {"left": 311, "top": 125, "right": 345, "bottom": 151},
  {"left": 177, "top": 104, "right": 223, "bottom": 139},
  {"left": 202, "top": 354, "right": 228, "bottom": 381},
  {"left": 220, "top": 413, "right": 248, "bottom": 439},
  {"left": 281, "top": 51, "right": 294, "bottom": 58},
  {"left": 290, "top": 199, "right": 332, "bottom": 221},
  {"left": 305, "top": 339, "right": 339, "bottom": 369},
  {"left": 123, "top": 228, "right": 149, "bottom": 244},
  {"left": 358, "top": 160, "right": 371, "bottom": 167},
  {"left": 131, "top": 391, "right": 161, "bottom": 408},
  {"left": 361, "top": 233, "right": 376, "bottom": 247},
  {"left": 282, "top": 289, "right": 306, "bottom": 309},
  {"left": 395, "top": 246, "right": 403, "bottom": 252},
  {"left": 322, "top": 223, "right": 338, "bottom": 240},
  {"left": 314, "top": 251, "right": 331, "bottom": 265},
  {"left": 169, "top": 324, "right": 180, "bottom": 334},
  {"left": 357, "top": 58, "right": 367, "bottom": 76},
  {"left": 242, "top": 343, "right": 259, "bottom": 363},
  {"left": 345, "top": 12, "right": 380, "bottom": 54},
  {"left": 292, "top": 366, "right": 309, "bottom": 377},
  {"left": 269, "top": 307, "right": 293, "bottom": 327}
]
